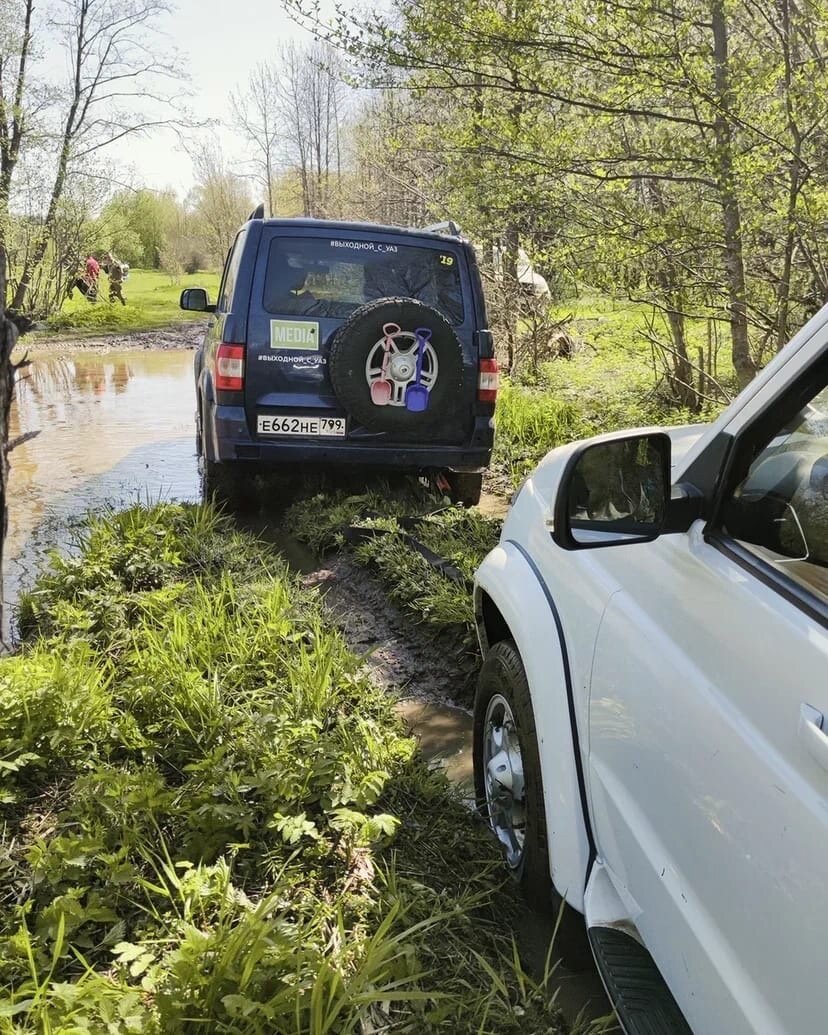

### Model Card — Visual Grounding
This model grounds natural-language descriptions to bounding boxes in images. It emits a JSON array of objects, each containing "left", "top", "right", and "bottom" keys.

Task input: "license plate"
[{"left": 257, "top": 414, "right": 346, "bottom": 437}]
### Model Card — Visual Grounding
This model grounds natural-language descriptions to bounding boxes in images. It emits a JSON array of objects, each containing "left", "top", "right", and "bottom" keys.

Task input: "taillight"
[
  {"left": 478, "top": 357, "right": 499, "bottom": 402},
  {"left": 216, "top": 343, "right": 244, "bottom": 390}
]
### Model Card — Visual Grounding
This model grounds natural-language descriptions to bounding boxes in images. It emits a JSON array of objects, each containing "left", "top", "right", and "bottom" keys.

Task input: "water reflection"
[
  {"left": 395, "top": 698, "right": 474, "bottom": 793},
  {"left": 6, "top": 350, "right": 198, "bottom": 622}
]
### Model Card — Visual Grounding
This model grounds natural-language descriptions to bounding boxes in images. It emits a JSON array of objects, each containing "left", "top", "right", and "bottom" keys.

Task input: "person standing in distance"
[
  {"left": 104, "top": 252, "right": 127, "bottom": 305},
  {"left": 84, "top": 253, "right": 100, "bottom": 302}
]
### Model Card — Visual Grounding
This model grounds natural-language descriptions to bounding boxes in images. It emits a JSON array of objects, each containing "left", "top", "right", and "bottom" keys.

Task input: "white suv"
[{"left": 473, "top": 307, "right": 828, "bottom": 1034}]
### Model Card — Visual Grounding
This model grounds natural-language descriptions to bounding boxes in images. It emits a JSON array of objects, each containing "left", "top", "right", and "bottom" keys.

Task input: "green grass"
[
  {"left": 283, "top": 487, "right": 502, "bottom": 699},
  {"left": 0, "top": 502, "right": 588, "bottom": 1034},
  {"left": 493, "top": 383, "right": 587, "bottom": 489},
  {"left": 45, "top": 268, "right": 221, "bottom": 335},
  {"left": 493, "top": 292, "right": 727, "bottom": 487}
]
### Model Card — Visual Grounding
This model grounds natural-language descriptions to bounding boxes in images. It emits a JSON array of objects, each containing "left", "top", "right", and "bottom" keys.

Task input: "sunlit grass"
[{"left": 45, "top": 268, "right": 221, "bottom": 335}]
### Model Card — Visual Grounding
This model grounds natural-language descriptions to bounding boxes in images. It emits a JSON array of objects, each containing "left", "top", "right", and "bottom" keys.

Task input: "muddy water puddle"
[
  {"left": 396, "top": 698, "right": 474, "bottom": 791},
  {"left": 6, "top": 349, "right": 199, "bottom": 622}
]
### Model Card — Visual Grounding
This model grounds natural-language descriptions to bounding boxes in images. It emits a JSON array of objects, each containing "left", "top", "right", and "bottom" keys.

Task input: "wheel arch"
[{"left": 475, "top": 542, "right": 593, "bottom": 911}]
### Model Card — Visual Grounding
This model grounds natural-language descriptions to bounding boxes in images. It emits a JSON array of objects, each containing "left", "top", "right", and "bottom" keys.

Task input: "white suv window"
[{"left": 723, "top": 383, "right": 828, "bottom": 603}]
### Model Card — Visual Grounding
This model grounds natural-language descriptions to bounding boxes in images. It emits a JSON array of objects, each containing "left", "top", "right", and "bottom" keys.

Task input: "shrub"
[{"left": 185, "top": 251, "right": 207, "bottom": 275}]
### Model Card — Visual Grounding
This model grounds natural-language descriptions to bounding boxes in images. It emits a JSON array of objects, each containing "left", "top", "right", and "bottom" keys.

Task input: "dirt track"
[
  {"left": 22, "top": 320, "right": 210, "bottom": 353},
  {"left": 303, "top": 552, "right": 476, "bottom": 707}
]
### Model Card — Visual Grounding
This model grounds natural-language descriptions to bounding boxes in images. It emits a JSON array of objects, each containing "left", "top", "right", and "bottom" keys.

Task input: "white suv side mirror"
[{"left": 552, "top": 432, "right": 671, "bottom": 550}]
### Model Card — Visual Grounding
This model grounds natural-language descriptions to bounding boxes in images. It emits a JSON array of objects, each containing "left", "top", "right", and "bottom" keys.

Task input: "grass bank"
[
  {"left": 45, "top": 269, "right": 220, "bottom": 336},
  {"left": 0, "top": 502, "right": 583, "bottom": 1034}
]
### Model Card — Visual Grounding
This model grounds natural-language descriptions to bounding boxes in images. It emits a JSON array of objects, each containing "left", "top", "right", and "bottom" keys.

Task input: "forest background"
[{"left": 4, "top": 0, "right": 828, "bottom": 430}]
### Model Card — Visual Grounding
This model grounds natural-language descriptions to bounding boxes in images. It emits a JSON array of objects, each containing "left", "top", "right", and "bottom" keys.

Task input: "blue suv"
[{"left": 180, "top": 213, "right": 498, "bottom": 505}]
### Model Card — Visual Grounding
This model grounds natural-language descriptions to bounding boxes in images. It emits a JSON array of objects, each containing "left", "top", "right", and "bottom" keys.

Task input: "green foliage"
[
  {"left": 282, "top": 485, "right": 428, "bottom": 554},
  {"left": 493, "top": 381, "right": 585, "bottom": 488},
  {"left": 1, "top": 503, "right": 568, "bottom": 1034},
  {"left": 284, "top": 491, "right": 501, "bottom": 687},
  {"left": 97, "top": 190, "right": 185, "bottom": 269},
  {"left": 45, "top": 269, "right": 221, "bottom": 336},
  {"left": 312, "top": 0, "right": 828, "bottom": 390},
  {"left": 490, "top": 294, "right": 725, "bottom": 486}
]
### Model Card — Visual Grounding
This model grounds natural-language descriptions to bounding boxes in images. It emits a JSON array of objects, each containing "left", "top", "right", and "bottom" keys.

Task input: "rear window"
[{"left": 263, "top": 237, "right": 464, "bottom": 324}]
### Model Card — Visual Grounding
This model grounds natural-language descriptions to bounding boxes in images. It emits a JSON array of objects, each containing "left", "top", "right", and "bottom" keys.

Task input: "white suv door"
[{"left": 587, "top": 366, "right": 828, "bottom": 1033}]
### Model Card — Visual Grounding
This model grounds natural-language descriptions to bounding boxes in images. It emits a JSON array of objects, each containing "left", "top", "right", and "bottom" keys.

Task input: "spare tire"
[{"left": 328, "top": 297, "right": 464, "bottom": 441}]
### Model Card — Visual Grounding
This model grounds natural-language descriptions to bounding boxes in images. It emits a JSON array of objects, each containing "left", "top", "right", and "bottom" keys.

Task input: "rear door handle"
[{"left": 799, "top": 703, "right": 828, "bottom": 770}]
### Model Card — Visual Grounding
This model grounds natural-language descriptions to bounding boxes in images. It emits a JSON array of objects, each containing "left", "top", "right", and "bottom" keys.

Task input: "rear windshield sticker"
[
  {"left": 330, "top": 240, "right": 398, "bottom": 254},
  {"left": 270, "top": 319, "right": 319, "bottom": 351},
  {"left": 257, "top": 354, "right": 326, "bottom": 366},
  {"left": 439, "top": 253, "right": 455, "bottom": 266}
]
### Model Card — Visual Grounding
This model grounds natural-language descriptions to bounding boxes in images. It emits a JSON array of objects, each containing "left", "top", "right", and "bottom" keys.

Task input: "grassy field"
[
  {"left": 46, "top": 268, "right": 221, "bottom": 335},
  {"left": 493, "top": 293, "right": 729, "bottom": 487},
  {"left": 0, "top": 502, "right": 602, "bottom": 1034}
]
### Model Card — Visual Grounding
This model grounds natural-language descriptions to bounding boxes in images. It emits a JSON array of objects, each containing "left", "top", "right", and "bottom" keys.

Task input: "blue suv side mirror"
[{"left": 180, "top": 288, "right": 215, "bottom": 313}]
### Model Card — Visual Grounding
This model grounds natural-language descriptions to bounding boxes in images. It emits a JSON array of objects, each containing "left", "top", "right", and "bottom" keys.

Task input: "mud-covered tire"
[
  {"left": 446, "top": 471, "right": 483, "bottom": 507},
  {"left": 328, "top": 297, "right": 464, "bottom": 441},
  {"left": 201, "top": 459, "right": 254, "bottom": 511},
  {"left": 474, "top": 640, "right": 590, "bottom": 965}
]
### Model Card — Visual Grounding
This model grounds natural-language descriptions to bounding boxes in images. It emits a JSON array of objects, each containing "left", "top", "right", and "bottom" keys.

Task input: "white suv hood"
[{"left": 666, "top": 424, "right": 708, "bottom": 475}]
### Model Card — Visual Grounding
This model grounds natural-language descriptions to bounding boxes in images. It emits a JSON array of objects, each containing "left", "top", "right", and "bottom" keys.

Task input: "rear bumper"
[{"left": 204, "top": 403, "right": 494, "bottom": 470}]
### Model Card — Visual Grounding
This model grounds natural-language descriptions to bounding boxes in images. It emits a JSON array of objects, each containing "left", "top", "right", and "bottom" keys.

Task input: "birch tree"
[
  {"left": 231, "top": 63, "right": 279, "bottom": 216},
  {"left": 3, "top": 0, "right": 184, "bottom": 312}
]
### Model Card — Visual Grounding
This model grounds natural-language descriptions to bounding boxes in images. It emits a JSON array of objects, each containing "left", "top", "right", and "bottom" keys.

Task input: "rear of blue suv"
[{"left": 181, "top": 216, "right": 497, "bottom": 505}]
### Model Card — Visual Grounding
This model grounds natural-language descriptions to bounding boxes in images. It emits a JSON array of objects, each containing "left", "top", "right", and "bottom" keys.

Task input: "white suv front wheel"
[
  {"left": 473, "top": 639, "right": 589, "bottom": 964},
  {"left": 474, "top": 641, "right": 551, "bottom": 896}
]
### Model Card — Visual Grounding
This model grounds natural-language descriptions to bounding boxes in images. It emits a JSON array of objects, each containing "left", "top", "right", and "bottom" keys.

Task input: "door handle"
[{"left": 799, "top": 703, "right": 828, "bottom": 770}]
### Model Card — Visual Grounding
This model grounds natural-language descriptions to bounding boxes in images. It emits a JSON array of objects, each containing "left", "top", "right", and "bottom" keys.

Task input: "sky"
[{"left": 105, "top": 0, "right": 317, "bottom": 197}]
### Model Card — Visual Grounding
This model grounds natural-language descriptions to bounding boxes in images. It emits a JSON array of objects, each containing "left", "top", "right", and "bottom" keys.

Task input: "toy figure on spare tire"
[{"left": 328, "top": 297, "right": 465, "bottom": 442}]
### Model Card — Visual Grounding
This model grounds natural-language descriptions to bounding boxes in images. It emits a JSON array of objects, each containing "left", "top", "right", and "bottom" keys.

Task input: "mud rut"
[{"left": 262, "top": 529, "right": 614, "bottom": 1033}]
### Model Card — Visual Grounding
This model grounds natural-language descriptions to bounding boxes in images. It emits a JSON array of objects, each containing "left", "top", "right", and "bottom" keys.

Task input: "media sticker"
[{"left": 270, "top": 320, "right": 319, "bottom": 351}]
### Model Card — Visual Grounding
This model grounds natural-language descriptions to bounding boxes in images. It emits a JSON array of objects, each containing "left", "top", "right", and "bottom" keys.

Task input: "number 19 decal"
[{"left": 439, "top": 254, "right": 455, "bottom": 266}]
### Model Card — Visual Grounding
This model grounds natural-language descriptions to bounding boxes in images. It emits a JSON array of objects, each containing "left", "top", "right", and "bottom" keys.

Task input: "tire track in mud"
[
  {"left": 278, "top": 538, "right": 614, "bottom": 1033},
  {"left": 301, "top": 552, "right": 477, "bottom": 791},
  {"left": 303, "top": 553, "right": 475, "bottom": 708}
]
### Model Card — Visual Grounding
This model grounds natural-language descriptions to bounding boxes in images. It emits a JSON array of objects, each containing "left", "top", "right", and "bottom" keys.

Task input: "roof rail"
[
  {"left": 420, "top": 220, "right": 462, "bottom": 237},
  {"left": 248, "top": 202, "right": 266, "bottom": 220}
]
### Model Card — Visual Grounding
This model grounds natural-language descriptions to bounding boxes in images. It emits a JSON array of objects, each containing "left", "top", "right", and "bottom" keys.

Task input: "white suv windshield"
[
  {"left": 262, "top": 236, "right": 464, "bottom": 324},
  {"left": 724, "top": 382, "right": 828, "bottom": 603}
]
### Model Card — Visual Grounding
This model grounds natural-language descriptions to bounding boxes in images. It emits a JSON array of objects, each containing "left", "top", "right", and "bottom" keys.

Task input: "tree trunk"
[
  {"left": 503, "top": 223, "right": 520, "bottom": 372},
  {"left": 710, "top": 0, "right": 755, "bottom": 387},
  {"left": 0, "top": 265, "right": 20, "bottom": 638},
  {"left": 775, "top": 0, "right": 803, "bottom": 353}
]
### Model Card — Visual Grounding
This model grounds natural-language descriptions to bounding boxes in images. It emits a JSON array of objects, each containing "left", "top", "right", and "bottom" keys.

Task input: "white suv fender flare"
[{"left": 475, "top": 541, "right": 593, "bottom": 911}]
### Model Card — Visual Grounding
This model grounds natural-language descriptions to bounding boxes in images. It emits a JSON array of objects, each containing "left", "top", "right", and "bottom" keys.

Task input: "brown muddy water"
[
  {"left": 6, "top": 347, "right": 612, "bottom": 1031},
  {"left": 6, "top": 350, "right": 199, "bottom": 622}
]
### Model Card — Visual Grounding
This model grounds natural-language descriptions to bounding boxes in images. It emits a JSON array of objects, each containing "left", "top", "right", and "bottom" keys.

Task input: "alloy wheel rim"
[
  {"left": 482, "top": 694, "right": 526, "bottom": 868},
  {"left": 365, "top": 331, "right": 439, "bottom": 406}
]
